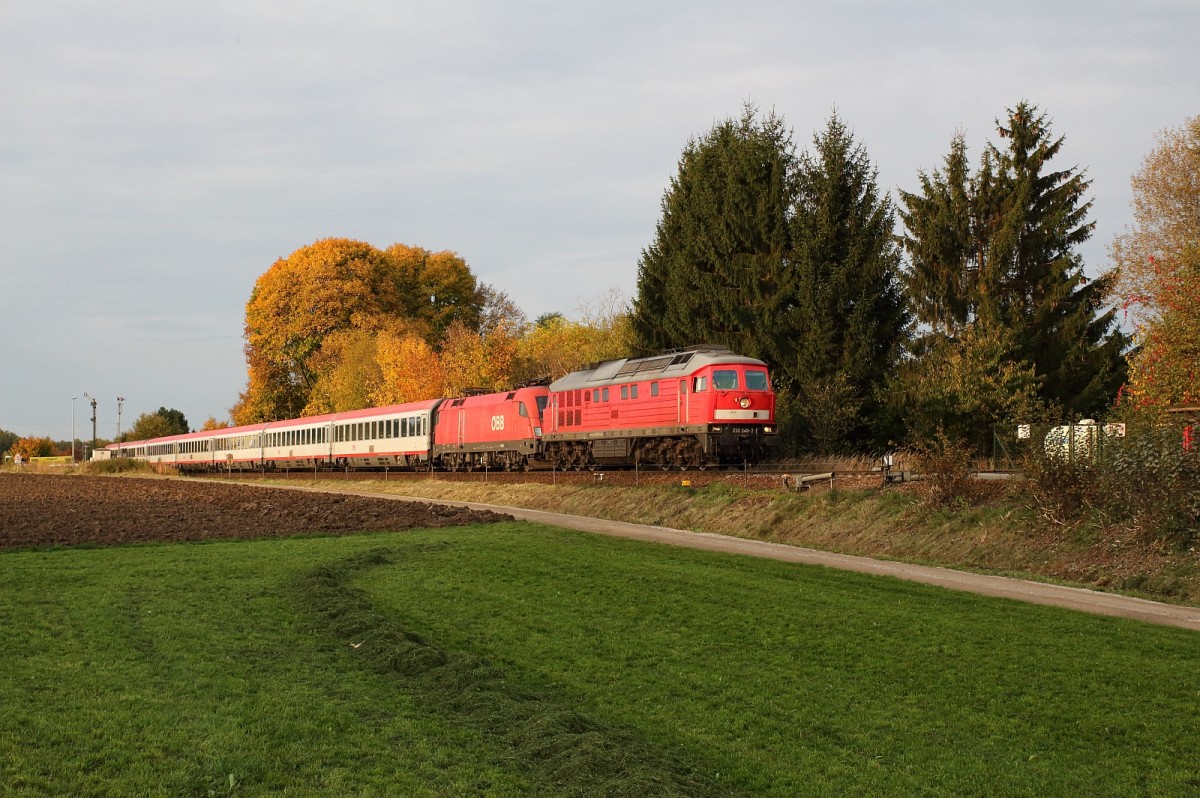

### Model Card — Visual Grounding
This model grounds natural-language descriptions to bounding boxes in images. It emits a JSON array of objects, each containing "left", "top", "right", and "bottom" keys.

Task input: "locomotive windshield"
[
  {"left": 745, "top": 370, "right": 769, "bottom": 391},
  {"left": 713, "top": 370, "right": 739, "bottom": 390}
]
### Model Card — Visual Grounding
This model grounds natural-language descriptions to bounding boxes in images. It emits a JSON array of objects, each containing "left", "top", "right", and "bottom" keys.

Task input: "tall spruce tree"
[
  {"left": 780, "top": 114, "right": 910, "bottom": 449},
  {"left": 898, "top": 134, "right": 974, "bottom": 338},
  {"left": 983, "top": 104, "right": 1127, "bottom": 413},
  {"left": 631, "top": 105, "right": 795, "bottom": 359},
  {"left": 898, "top": 102, "right": 1128, "bottom": 423}
]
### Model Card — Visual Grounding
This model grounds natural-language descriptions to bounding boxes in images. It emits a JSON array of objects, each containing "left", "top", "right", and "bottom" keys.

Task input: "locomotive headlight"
[{"left": 739, "top": 397, "right": 751, "bottom": 409}]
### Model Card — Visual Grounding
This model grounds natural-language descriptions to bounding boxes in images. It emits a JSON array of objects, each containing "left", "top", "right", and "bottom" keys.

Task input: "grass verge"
[{"left": 2, "top": 525, "right": 1198, "bottom": 796}]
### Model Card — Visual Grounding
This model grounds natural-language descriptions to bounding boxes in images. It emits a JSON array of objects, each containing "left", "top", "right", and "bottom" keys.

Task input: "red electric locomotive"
[
  {"left": 431, "top": 385, "right": 550, "bottom": 471},
  {"left": 543, "top": 346, "right": 777, "bottom": 469}
]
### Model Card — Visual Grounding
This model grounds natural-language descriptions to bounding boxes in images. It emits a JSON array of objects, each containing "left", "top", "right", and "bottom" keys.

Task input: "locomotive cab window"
[
  {"left": 713, "top": 370, "right": 738, "bottom": 390},
  {"left": 518, "top": 402, "right": 529, "bottom": 417},
  {"left": 693, "top": 376, "right": 707, "bottom": 392},
  {"left": 746, "top": 370, "right": 769, "bottom": 391}
]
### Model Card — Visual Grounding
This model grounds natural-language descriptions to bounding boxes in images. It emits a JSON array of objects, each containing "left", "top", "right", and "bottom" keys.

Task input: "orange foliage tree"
[
  {"left": 439, "top": 319, "right": 521, "bottom": 396},
  {"left": 372, "top": 331, "right": 446, "bottom": 405},
  {"left": 1111, "top": 116, "right": 1200, "bottom": 325},
  {"left": 1121, "top": 258, "right": 1200, "bottom": 408},
  {"left": 384, "top": 244, "right": 482, "bottom": 342},
  {"left": 515, "top": 294, "right": 633, "bottom": 383},
  {"left": 1112, "top": 117, "right": 1200, "bottom": 409},
  {"left": 10, "top": 437, "right": 55, "bottom": 460},
  {"left": 232, "top": 238, "right": 483, "bottom": 423}
]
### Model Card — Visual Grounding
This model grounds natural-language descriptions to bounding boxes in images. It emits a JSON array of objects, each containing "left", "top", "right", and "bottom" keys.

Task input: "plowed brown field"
[{"left": 0, "top": 473, "right": 511, "bottom": 548}]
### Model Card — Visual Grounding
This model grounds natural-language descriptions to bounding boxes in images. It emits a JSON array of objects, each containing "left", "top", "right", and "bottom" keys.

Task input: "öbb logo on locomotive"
[{"left": 102, "top": 346, "right": 779, "bottom": 472}]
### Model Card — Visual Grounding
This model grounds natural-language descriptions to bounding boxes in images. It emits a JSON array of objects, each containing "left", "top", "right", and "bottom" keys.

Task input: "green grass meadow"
[{"left": 2, "top": 523, "right": 1198, "bottom": 797}]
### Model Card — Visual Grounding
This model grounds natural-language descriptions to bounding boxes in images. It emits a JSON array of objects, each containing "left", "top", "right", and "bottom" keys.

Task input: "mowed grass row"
[{"left": 1, "top": 523, "right": 1197, "bottom": 796}]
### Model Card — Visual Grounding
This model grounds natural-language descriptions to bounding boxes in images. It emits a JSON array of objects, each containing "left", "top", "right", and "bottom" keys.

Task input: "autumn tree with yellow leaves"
[
  {"left": 8, "top": 437, "right": 56, "bottom": 460},
  {"left": 514, "top": 294, "right": 633, "bottom": 383},
  {"left": 232, "top": 238, "right": 483, "bottom": 423},
  {"left": 1111, "top": 117, "right": 1200, "bottom": 408},
  {"left": 232, "top": 235, "right": 636, "bottom": 422}
]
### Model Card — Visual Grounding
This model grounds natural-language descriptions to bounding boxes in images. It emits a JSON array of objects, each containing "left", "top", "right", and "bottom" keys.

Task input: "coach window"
[{"left": 693, "top": 376, "right": 707, "bottom": 392}]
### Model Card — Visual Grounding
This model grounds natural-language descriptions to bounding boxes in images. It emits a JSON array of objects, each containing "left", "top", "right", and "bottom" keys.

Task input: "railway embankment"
[{"left": 262, "top": 474, "right": 1200, "bottom": 607}]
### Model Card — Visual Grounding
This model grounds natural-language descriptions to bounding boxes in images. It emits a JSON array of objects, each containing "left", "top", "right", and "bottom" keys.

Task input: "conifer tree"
[
  {"left": 631, "top": 105, "right": 795, "bottom": 359},
  {"left": 898, "top": 134, "right": 974, "bottom": 337},
  {"left": 983, "top": 103, "right": 1127, "bottom": 413},
  {"left": 898, "top": 103, "right": 1127, "bottom": 421},
  {"left": 780, "top": 114, "right": 909, "bottom": 448}
]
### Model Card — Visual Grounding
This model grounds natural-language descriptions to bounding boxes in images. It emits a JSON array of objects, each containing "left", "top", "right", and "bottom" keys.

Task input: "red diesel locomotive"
[
  {"left": 543, "top": 346, "right": 777, "bottom": 469},
  {"left": 102, "top": 346, "right": 777, "bottom": 471}
]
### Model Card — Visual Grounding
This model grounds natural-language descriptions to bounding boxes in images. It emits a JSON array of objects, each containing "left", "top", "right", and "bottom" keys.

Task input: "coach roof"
[{"left": 549, "top": 346, "right": 767, "bottom": 392}]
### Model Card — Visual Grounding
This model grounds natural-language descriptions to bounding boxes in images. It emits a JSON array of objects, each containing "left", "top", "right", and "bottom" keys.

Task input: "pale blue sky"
[{"left": 3, "top": 0, "right": 1197, "bottom": 439}]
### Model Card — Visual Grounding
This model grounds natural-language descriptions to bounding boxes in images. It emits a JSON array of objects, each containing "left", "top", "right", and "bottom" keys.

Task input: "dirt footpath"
[{"left": 0, "top": 473, "right": 510, "bottom": 548}]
